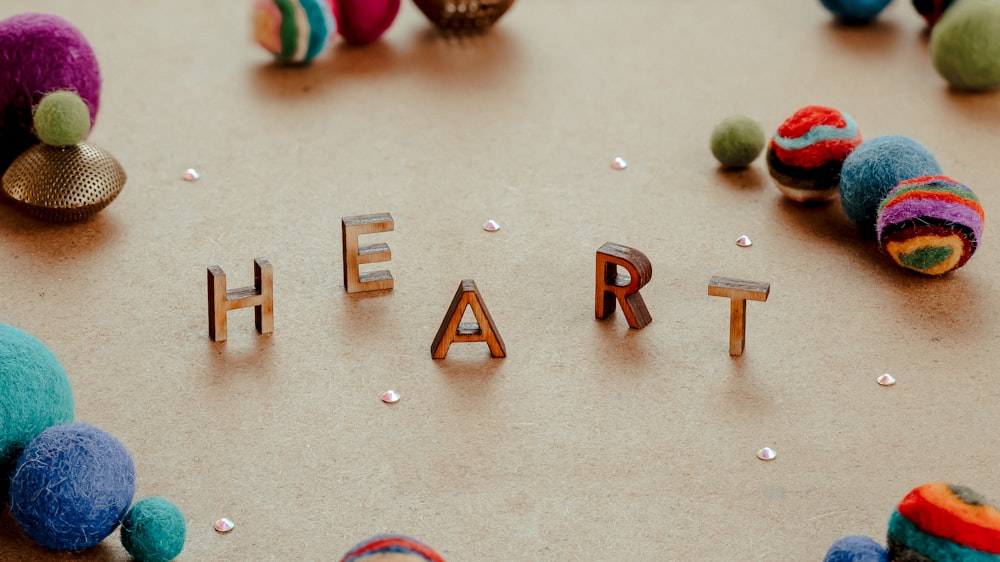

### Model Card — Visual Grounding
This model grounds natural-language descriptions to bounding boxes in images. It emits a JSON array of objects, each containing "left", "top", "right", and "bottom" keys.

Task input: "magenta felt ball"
[
  {"left": 0, "top": 13, "right": 101, "bottom": 171},
  {"left": 331, "top": 0, "right": 400, "bottom": 45}
]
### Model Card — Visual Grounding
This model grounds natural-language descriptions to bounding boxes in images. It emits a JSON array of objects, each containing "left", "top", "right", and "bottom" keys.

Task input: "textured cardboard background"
[{"left": 2, "top": 1, "right": 999, "bottom": 560}]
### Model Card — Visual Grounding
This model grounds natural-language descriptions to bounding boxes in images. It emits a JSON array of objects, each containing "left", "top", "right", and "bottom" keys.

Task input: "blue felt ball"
[
  {"left": 839, "top": 135, "right": 942, "bottom": 230},
  {"left": 819, "top": 0, "right": 894, "bottom": 21},
  {"left": 824, "top": 535, "right": 888, "bottom": 562},
  {"left": 0, "top": 324, "right": 74, "bottom": 499},
  {"left": 9, "top": 423, "right": 135, "bottom": 551}
]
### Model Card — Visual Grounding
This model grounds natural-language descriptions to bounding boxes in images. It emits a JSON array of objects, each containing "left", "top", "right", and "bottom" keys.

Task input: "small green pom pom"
[
  {"left": 32, "top": 90, "right": 91, "bottom": 147},
  {"left": 120, "top": 497, "right": 187, "bottom": 562},
  {"left": 930, "top": 0, "right": 1000, "bottom": 90},
  {"left": 710, "top": 115, "right": 765, "bottom": 168}
]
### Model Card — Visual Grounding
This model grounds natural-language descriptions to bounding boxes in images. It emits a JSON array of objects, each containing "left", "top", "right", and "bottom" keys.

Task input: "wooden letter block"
[
  {"left": 431, "top": 279, "right": 506, "bottom": 359},
  {"left": 342, "top": 213, "right": 394, "bottom": 294},
  {"left": 207, "top": 258, "right": 274, "bottom": 342},
  {"left": 707, "top": 276, "right": 770, "bottom": 356},
  {"left": 595, "top": 242, "right": 653, "bottom": 329}
]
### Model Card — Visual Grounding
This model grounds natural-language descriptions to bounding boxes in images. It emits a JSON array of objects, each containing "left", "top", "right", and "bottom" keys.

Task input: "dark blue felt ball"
[
  {"left": 9, "top": 423, "right": 135, "bottom": 551},
  {"left": 819, "top": 0, "right": 894, "bottom": 21},
  {"left": 824, "top": 535, "right": 888, "bottom": 561},
  {"left": 839, "top": 135, "right": 942, "bottom": 231}
]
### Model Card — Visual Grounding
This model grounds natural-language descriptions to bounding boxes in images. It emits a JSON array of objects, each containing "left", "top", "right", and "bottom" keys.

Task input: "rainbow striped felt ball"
[
  {"left": 252, "top": 0, "right": 333, "bottom": 63},
  {"left": 766, "top": 105, "right": 862, "bottom": 203},
  {"left": 341, "top": 534, "right": 445, "bottom": 562},
  {"left": 876, "top": 175, "right": 984, "bottom": 275},
  {"left": 887, "top": 482, "right": 1000, "bottom": 561}
]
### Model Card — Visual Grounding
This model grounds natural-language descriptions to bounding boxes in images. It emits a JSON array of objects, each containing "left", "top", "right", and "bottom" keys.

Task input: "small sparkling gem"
[
  {"left": 183, "top": 168, "right": 201, "bottom": 182},
  {"left": 482, "top": 219, "right": 501, "bottom": 232},
  {"left": 214, "top": 518, "right": 234, "bottom": 533},
  {"left": 381, "top": 390, "right": 400, "bottom": 404},
  {"left": 736, "top": 235, "right": 753, "bottom": 247},
  {"left": 877, "top": 373, "right": 896, "bottom": 386},
  {"left": 611, "top": 156, "right": 628, "bottom": 170},
  {"left": 757, "top": 447, "right": 777, "bottom": 461}
]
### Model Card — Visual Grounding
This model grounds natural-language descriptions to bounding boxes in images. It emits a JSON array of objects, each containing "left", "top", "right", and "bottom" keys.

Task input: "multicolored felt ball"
[
  {"left": 887, "top": 482, "right": 1000, "bottom": 561},
  {"left": 766, "top": 105, "right": 862, "bottom": 203},
  {"left": 252, "top": 0, "right": 334, "bottom": 63},
  {"left": 913, "top": 0, "right": 956, "bottom": 27},
  {"left": 876, "top": 175, "right": 984, "bottom": 275},
  {"left": 341, "top": 535, "right": 446, "bottom": 562}
]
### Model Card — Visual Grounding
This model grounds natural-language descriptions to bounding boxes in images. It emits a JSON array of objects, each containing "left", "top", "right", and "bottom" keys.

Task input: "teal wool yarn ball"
[
  {"left": 121, "top": 497, "right": 187, "bottom": 562},
  {"left": 0, "top": 324, "right": 74, "bottom": 499},
  {"left": 839, "top": 136, "right": 942, "bottom": 230},
  {"left": 710, "top": 115, "right": 765, "bottom": 168},
  {"left": 33, "top": 90, "right": 91, "bottom": 147},
  {"left": 930, "top": 0, "right": 1000, "bottom": 90}
]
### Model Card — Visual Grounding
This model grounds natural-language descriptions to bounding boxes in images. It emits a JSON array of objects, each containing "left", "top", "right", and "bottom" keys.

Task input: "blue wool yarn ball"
[
  {"left": 819, "top": 0, "right": 894, "bottom": 21},
  {"left": 839, "top": 135, "right": 942, "bottom": 230},
  {"left": 824, "top": 535, "right": 889, "bottom": 562},
  {"left": 9, "top": 423, "right": 135, "bottom": 551},
  {"left": 121, "top": 497, "right": 187, "bottom": 562},
  {"left": 0, "top": 324, "right": 74, "bottom": 499}
]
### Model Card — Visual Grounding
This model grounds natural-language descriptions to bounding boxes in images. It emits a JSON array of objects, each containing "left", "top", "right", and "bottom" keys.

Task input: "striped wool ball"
[
  {"left": 887, "top": 482, "right": 1000, "bottom": 561},
  {"left": 876, "top": 175, "right": 984, "bottom": 275},
  {"left": 766, "top": 105, "right": 862, "bottom": 203},
  {"left": 341, "top": 535, "right": 445, "bottom": 562},
  {"left": 252, "top": 0, "right": 333, "bottom": 64}
]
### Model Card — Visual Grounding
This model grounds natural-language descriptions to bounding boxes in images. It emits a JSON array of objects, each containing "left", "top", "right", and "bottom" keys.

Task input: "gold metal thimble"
[
  {"left": 1, "top": 143, "right": 127, "bottom": 222},
  {"left": 412, "top": 0, "right": 515, "bottom": 32}
]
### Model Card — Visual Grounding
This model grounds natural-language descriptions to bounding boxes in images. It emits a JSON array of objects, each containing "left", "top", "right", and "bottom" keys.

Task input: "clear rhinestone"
[
  {"left": 757, "top": 447, "right": 777, "bottom": 461},
  {"left": 482, "top": 219, "right": 500, "bottom": 232},
  {"left": 214, "top": 518, "right": 235, "bottom": 533},
  {"left": 736, "top": 235, "right": 752, "bottom": 247},
  {"left": 183, "top": 168, "right": 201, "bottom": 182},
  {"left": 876, "top": 373, "right": 896, "bottom": 386},
  {"left": 381, "top": 390, "right": 400, "bottom": 404},
  {"left": 611, "top": 156, "right": 628, "bottom": 170}
]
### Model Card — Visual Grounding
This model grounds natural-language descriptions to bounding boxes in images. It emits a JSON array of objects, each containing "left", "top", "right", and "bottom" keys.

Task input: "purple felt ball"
[
  {"left": 9, "top": 423, "right": 135, "bottom": 551},
  {"left": 0, "top": 13, "right": 101, "bottom": 171}
]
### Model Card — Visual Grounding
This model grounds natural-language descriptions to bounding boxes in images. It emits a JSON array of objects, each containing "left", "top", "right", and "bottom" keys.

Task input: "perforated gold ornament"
[
  {"left": 413, "top": 0, "right": 515, "bottom": 31},
  {"left": 1, "top": 143, "right": 126, "bottom": 222}
]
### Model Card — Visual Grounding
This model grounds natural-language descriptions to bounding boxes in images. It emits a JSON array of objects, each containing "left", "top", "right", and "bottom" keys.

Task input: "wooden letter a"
[
  {"left": 431, "top": 279, "right": 506, "bottom": 359},
  {"left": 595, "top": 242, "right": 653, "bottom": 329}
]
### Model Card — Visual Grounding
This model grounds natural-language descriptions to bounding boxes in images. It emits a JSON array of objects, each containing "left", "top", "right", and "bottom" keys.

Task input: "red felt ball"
[
  {"left": 329, "top": 0, "right": 400, "bottom": 45},
  {"left": 0, "top": 13, "right": 101, "bottom": 171}
]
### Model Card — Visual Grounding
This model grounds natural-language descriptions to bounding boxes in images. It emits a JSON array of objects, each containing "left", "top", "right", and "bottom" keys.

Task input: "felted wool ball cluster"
[
  {"left": 888, "top": 482, "right": 1000, "bottom": 560},
  {"left": 710, "top": 115, "right": 765, "bottom": 169},
  {"left": 0, "top": 13, "right": 100, "bottom": 171},
  {"left": 839, "top": 135, "right": 942, "bottom": 230},
  {"left": 120, "top": 497, "right": 187, "bottom": 562},
  {"left": 9, "top": 422, "right": 135, "bottom": 551},
  {"left": 819, "top": 0, "right": 894, "bottom": 22},
  {"left": 252, "top": 0, "right": 335, "bottom": 63},
  {"left": 766, "top": 105, "right": 862, "bottom": 203},
  {"left": 341, "top": 535, "right": 446, "bottom": 562},
  {"left": 913, "top": 0, "right": 956, "bottom": 27},
  {"left": 0, "top": 324, "right": 75, "bottom": 499},
  {"left": 876, "top": 175, "right": 984, "bottom": 275},
  {"left": 929, "top": 0, "right": 1000, "bottom": 91}
]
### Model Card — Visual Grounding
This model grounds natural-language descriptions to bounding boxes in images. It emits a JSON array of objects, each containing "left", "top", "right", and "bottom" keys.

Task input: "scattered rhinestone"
[
  {"left": 183, "top": 168, "right": 201, "bottom": 182},
  {"left": 611, "top": 156, "right": 628, "bottom": 170},
  {"left": 381, "top": 390, "right": 400, "bottom": 404},
  {"left": 757, "top": 447, "right": 777, "bottom": 461},
  {"left": 876, "top": 373, "right": 896, "bottom": 386},
  {"left": 736, "top": 235, "right": 753, "bottom": 247},
  {"left": 214, "top": 518, "right": 235, "bottom": 533},
  {"left": 482, "top": 219, "right": 501, "bottom": 232}
]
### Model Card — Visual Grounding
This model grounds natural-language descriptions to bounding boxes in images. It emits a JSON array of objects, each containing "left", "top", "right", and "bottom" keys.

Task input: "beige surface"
[{"left": 2, "top": 1, "right": 1000, "bottom": 560}]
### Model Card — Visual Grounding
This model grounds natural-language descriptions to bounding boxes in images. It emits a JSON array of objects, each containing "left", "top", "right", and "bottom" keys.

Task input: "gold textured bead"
[
  {"left": 412, "top": 0, "right": 515, "bottom": 32},
  {"left": 2, "top": 143, "right": 126, "bottom": 222}
]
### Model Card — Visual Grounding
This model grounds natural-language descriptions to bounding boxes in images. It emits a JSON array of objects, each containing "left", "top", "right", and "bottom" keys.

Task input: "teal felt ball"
[
  {"left": 121, "top": 497, "right": 187, "bottom": 562},
  {"left": 0, "top": 324, "right": 75, "bottom": 498},
  {"left": 839, "top": 135, "right": 942, "bottom": 230},
  {"left": 819, "top": 0, "right": 894, "bottom": 22},
  {"left": 930, "top": 0, "right": 1000, "bottom": 90},
  {"left": 710, "top": 115, "right": 765, "bottom": 168},
  {"left": 32, "top": 90, "right": 91, "bottom": 147}
]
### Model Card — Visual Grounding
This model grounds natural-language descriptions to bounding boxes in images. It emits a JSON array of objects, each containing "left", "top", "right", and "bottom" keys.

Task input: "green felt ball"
[
  {"left": 930, "top": 0, "right": 1000, "bottom": 90},
  {"left": 710, "top": 115, "right": 766, "bottom": 168},
  {"left": 120, "top": 497, "right": 187, "bottom": 562},
  {"left": 0, "top": 324, "right": 75, "bottom": 498},
  {"left": 32, "top": 90, "right": 91, "bottom": 147}
]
